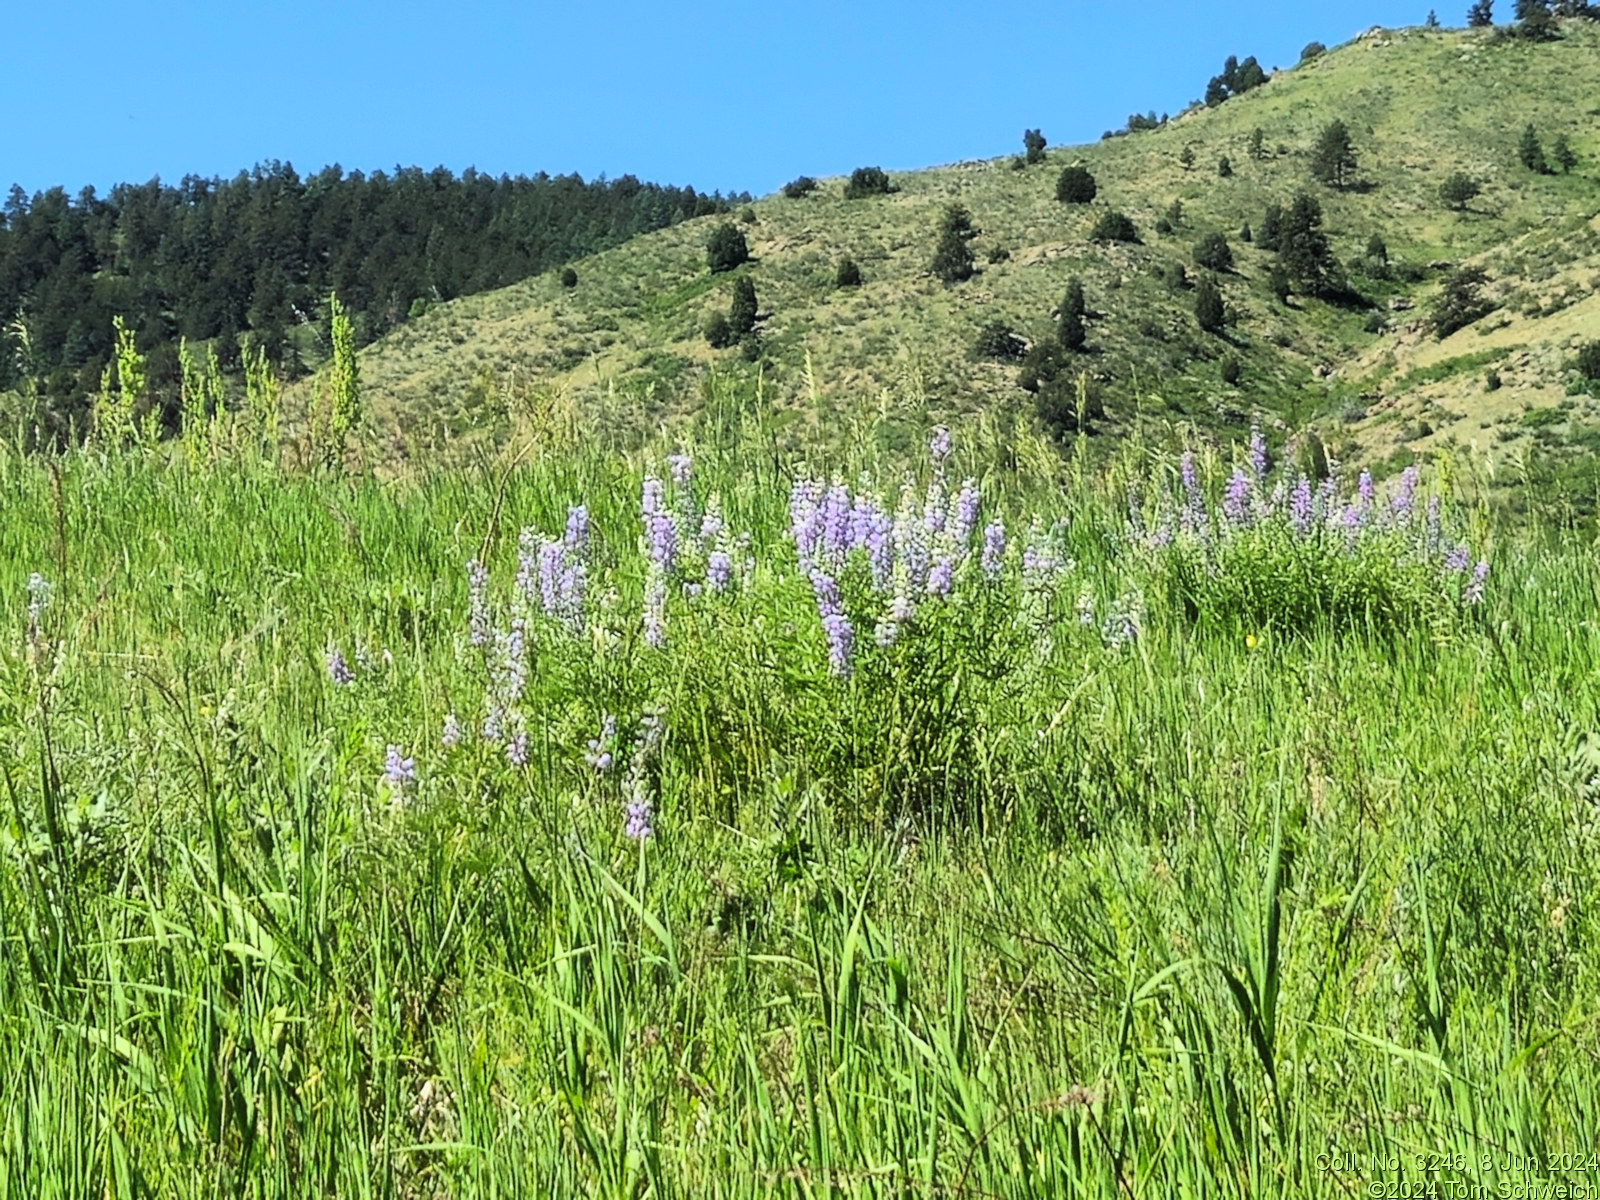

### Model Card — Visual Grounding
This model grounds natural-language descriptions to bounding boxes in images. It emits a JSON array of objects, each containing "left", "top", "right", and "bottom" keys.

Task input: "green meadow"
[{"left": 2, "top": 378, "right": 1598, "bottom": 1198}]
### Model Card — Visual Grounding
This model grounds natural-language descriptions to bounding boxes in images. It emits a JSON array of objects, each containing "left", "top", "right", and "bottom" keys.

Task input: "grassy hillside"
[{"left": 343, "top": 22, "right": 1600, "bottom": 499}]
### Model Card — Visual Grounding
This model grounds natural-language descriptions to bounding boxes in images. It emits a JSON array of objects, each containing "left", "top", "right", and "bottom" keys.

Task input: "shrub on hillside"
[
  {"left": 971, "top": 319, "right": 1027, "bottom": 362},
  {"left": 1572, "top": 340, "right": 1600, "bottom": 381},
  {"left": 1258, "top": 203, "right": 1283, "bottom": 252},
  {"left": 1090, "top": 210, "right": 1139, "bottom": 243},
  {"left": 1055, "top": 166, "right": 1098, "bottom": 204},
  {"left": 930, "top": 204, "right": 977, "bottom": 285},
  {"left": 706, "top": 224, "right": 751, "bottom": 273},
  {"left": 835, "top": 258, "right": 862, "bottom": 288},
  {"left": 1220, "top": 354, "right": 1242, "bottom": 385},
  {"left": 1194, "top": 232, "right": 1234, "bottom": 272},
  {"left": 1551, "top": 135, "right": 1577, "bottom": 173},
  {"left": 705, "top": 312, "right": 736, "bottom": 349},
  {"left": 729, "top": 277, "right": 759, "bottom": 337},
  {"left": 1023, "top": 128, "right": 1048, "bottom": 165},
  {"left": 1301, "top": 41, "right": 1327, "bottom": 61},
  {"left": 560, "top": 267, "right": 578, "bottom": 289},
  {"left": 1519, "top": 125, "right": 1551, "bottom": 173},
  {"left": 844, "top": 167, "right": 894, "bottom": 199},
  {"left": 1468, "top": 0, "right": 1494, "bottom": 25},
  {"left": 781, "top": 176, "right": 819, "bottom": 199},
  {"left": 1194, "top": 275, "right": 1226, "bottom": 333},
  {"left": 1439, "top": 172, "right": 1482, "bottom": 210},
  {"left": 1516, "top": 0, "right": 1557, "bottom": 38},
  {"left": 1059, "top": 279, "right": 1087, "bottom": 351},
  {"left": 1431, "top": 266, "right": 1495, "bottom": 338},
  {"left": 1310, "top": 119, "right": 1358, "bottom": 189},
  {"left": 1219, "top": 155, "right": 1234, "bottom": 178}
]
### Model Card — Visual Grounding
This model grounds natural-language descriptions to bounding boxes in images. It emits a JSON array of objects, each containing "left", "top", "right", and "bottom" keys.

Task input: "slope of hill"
[{"left": 348, "top": 22, "right": 1600, "bottom": 490}]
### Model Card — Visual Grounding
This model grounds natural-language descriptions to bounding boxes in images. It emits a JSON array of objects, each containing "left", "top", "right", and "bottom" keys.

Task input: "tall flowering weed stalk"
[
  {"left": 784, "top": 428, "right": 1077, "bottom": 819},
  {"left": 1130, "top": 432, "right": 1491, "bottom": 635}
]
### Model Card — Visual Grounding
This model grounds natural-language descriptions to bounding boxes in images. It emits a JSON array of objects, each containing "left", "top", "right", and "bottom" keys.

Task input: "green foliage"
[
  {"left": 1551, "top": 133, "right": 1577, "bottom": 172},
  {"left": 312, "top": 294, "right": 360, "bottom": 468},
  {"left": 1468, "top": 0, "right": 1495, "bottom": 25},
  {"left": 706, "top": 223, "right": 752, "bottom": 274},
  {"left": 1194, "top": 232, "right": 1234, "bottom": 272},
  {"left": 1310, "top": 118, "right": 1358, "bottom": 188},
  {"left": 1218, "top": 155, "right": 1234, "bottom": 178},
  {"left": 930, "top": 204, "right": 977, "bottom": 285},
  {"left": 1059, "top": 278, "right": 1087, "bottom": 351},
  {"left": 1439, "top": 171, "right": 1482, "bottom": 209},
  {"left": 1247, "top": 128, "right": 1267, "bottom": 161},
  {"left": 93, "top": 315, "right": 146, "bottom": 449},
  {"left": 1220, "top": 353, "right": 1242, "bottom": 385},
  {"left": 1516, "top": 0, "right": 1557, "bottom": 38},
  {"left": 971, "top": 319, "right": 1027, "bottom": 361},
  {"left": 1573, "top": 339, "right": 1600, "bottom": 380},
  {"left": 729, "top": 277, "right": 759, "bottom": 337},
  {"left": 1258, "top": 203, "right": 1283, "bottom": 252},
  {"left": 704, "top": 311, "right": 735, "bottom": 349},
  {"left": 1431, "top": 265, "right": 1496, "bottom": 337},
  {"left": 1518, "top": 124, "right": 1551, "bottom": 173},
  {"left": 781, "top": 176, "right": 819, "bottom": 199},
  {"left": 1023, "top": 128, "right": 1048, "bottom": 165},
  {"left": 1089, "top": 210, "right": 1138, "bottom": 243},
  {"left": 1179, "top": 145, "right": 1196, "bottom": 170},
  {"left": 834, "top": 257, "right": 862, "bottom": 288},
  {"left": 1277, "top": 193, "right": 1338, "bottom": 297},
  {"left": 1301, "top": 41, "right": 1327, "bottom": 61},
  {"left": 560, "top": 267, "right": 579, "bottom": 289},
  {"left": 1427, "top": 9, "right": 1441, "bottom": 26},
  {"left": 1268, "top": 261, "right": 1292, "bottom": 303},
  {"left": 1054, "top": 165, "right": 1098, "bottom": 204},
  {"left": 843, "top": 167, "right": 894, "bottom": 199},
  {"left": 1239, "top": 221, "right": 1252, "bottom": 243},
  {"left": 1194, "top": 274, "right": 1227, "bottom": 333}
]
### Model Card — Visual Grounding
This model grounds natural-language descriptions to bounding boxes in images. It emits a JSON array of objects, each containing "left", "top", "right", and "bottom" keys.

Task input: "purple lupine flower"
[
  {"left": 682, "top": 581, "right": 703, "bottom": 600},
  {"left": 1249, "top": 425, "right": 1269, "bottom": 480},
  {"left": 327, "top": 646, "right": 355, "bottom": 686},
  {"left": 1463, "top": 560, "right": 1490, "bottom": 606},
  {"left": 624, "top": 798, "right": 654, "bottom": 841},
  {"left": 889, "top": 590, "right": 915, "bottom": 624},
  {"left": 498, "top": 623, "right": 528, "bottom": 705},
  {"left": 642, "top": 475, "right": 666, "bottom": 518},
  {"left": 643, "top": 572, "right": 667, "bottom": 648},
  {"left": 1180, "top": 451, "right": 1199, "bottom": 497},
  {"left": 564, "top": 505, "right": 590, "bottom": 553},
  {"left": 1443, "top": 545, "right": 1471, "bottom": 572},
  {"left": 1425, "top": 495, "right": 1442, "bottom": 554},
  {"left": 645, "top": 511, "right": 678, "bottom": 574},
  {"left": 505, "top": 732, "right": 528, "bottom": 768},
  {"left": 384, "top": 745, "right": 417, "bottom": 788},
  {"left": 951, "top": 480, "right": 981, "bottom": 548},
  {"left": 921, "top": 481, "right": 947, "bottom": 536},
  {"left": 482, "top": 704, "right": 506, "bottom": 746},
  {"left": 467, "top": 559, "right": 491, "bottom": 647},
  {"left": 809, "top": 570, "right": 843, "bottom": 618},
  {"left": 929, "top": 425, "right": 952, "bottom": 465},
  {"left": 980, "top": 522, "right": 1006, "bottom": 579},
  {"left": 538, "top": 539, "right": 565, "bottom": 616},
  {"left": 1222, "top": 469, "right": 1252, "bottom": 526},
  {"left": 25, "top": 573, "right": 51, "bottom": 628},
  {"left": 585, "top": 713, "right": 617, "bottom": 773},
  {"left": 706, "top": 550, "right": 733, "bottom": 593},
  {"left": 925, "top": 557, "right": 955, "bottom": 598},
  {"left": 863, "top": 505, "right": 894, "bottom": 591},
  {"left": 789, "top": 478, "right": 823, "bottom": 565},
  {"left": 667, "top": 453, "right": 693, "bottom": 487},
  {"left": 1357, "top": 471, "right": 1374, "bottom": 508},
  {"left": 1391, "top": 466, "right": 1420, "bottom": 521},
  {"left": 821, "top": 612, "right": 854, "bottom": 677},
  {"left": 1289, "top": 477, "right": 1314, "bottom": 536},
  {"left": 699, "top": 507, "right": 724, "bottom": 545},
  {"left": 821, "top": 483, "right": 852, "bottom": 563},
  {"left": 442, "top": 713, "right": 461, "bottom": 749}
]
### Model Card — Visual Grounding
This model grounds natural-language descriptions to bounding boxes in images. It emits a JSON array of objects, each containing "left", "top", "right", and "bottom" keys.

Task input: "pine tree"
[
  {"left": 1194, "top": 275, "right": 1226, "bottom": 333},
  {"left": 1258, "top": 204, "right": 1284, "bottom": 252},
  {"left": 1427, "top": 9, "right": 1441, "bottom": 25},
  {"left": 931, "top": 204, "right": 976, "bottom": 285},
  {"left": 1516, "top": 0, "right": 1556, "bottom": 37},
  {"left": 1431, "top": 266, "right": 1495, "bottom": 338},
  {"left": 1179, "top": 146, "right": 1196, "bottom": 170},
  {"left": 1059, "top": 279, "right": 1087, "bottom": 351},
  {"left": 1518, "top": 125, "right": 1550, "bottom": 173},
  {"left": 1467, "top": 0, "right": 1494, "bottom": 25},
  {"left": 1310, "top": 119, "right": 1358, "bottom": 188},
  {"left": 1278, "top": 193, "right": 1337, "bottom": 297},
  {"left": 1219, "top": 155, "right": 1234, "bottom": 178},
  {"left": 706, "top": 223, "right": 751, "bottom": 273},
  {"left": 1194, "top": 232, "right": 1234, "bottom": 272},
  {"left": 1248, "top": 128, "right": 1266, "bottom": 161},
  {"left": 1551, "top": 134, "right": 1577, "bottom": 173},
  {"left": 1439, "top": 172, "right": 1481, "bottom": 210},
  {"left": 729, "top": 276, "right": 758, "bottom": 336},
  {"left": 1023, "top": 129, "right": 1048, "bottom": 165}
]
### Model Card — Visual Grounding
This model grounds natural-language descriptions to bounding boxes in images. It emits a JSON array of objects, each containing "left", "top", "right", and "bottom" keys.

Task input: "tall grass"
[{"left": 0, "top": 397, "right": 1598, "bottom": 1198}]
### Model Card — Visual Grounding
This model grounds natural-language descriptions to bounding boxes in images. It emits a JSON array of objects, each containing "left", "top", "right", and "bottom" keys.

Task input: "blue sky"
[{"left": 4, "top": 1, "right": 1432, "bottom": 200}]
